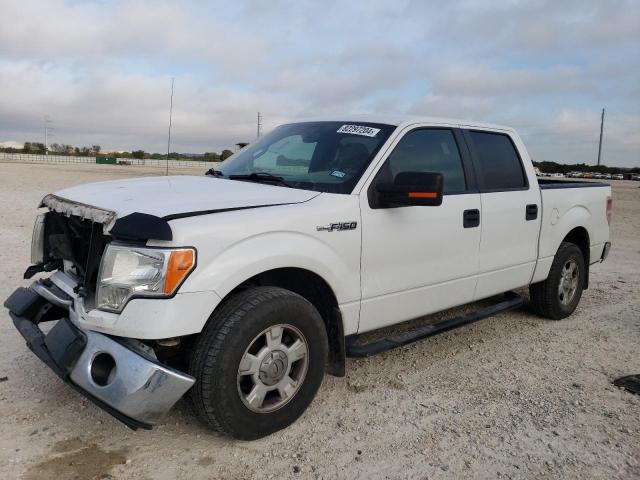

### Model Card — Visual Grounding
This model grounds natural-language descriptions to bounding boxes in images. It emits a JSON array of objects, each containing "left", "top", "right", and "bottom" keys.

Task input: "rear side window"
[
  {"left": 384, "top": 129, "right": 467, "bottom": 193},
  {"left": 468, "top": 131, "right": 526, "bottom": 190}
]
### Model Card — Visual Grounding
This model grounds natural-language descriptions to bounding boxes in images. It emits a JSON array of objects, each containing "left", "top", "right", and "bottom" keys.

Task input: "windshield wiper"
[
  {"left": 228, "top": 172, "right": 291, "bottom": 187},
  {"left": 205, "top": 168, "right": 225, "bottom": 177}
]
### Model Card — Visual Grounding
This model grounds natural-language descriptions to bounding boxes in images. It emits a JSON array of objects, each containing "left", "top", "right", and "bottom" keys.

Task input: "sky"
[{"left": 0, "top": 0, "right": 638, "bottom": 167}]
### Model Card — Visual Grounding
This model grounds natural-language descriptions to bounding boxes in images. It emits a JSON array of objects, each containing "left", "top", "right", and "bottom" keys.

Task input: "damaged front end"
[
  {"left": 25, "top": 195, "right": 114, "bottom": 283},
  {"left": 41, "top": 193, "right": 117, "bottom": 226},
  {"left": 4, "top": 280, "right": 194, "bottom": 428},
  {"left": 5, "top": 194, "right": 193, "bottom": 429},
  {"left": 25, "top": 194, "right": 173, "bottom": 287}
]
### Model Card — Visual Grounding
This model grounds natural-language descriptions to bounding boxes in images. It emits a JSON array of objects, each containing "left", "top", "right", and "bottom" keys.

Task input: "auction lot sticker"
[{"left": 337, "top": 125, "right": 381, "bottom": 137}]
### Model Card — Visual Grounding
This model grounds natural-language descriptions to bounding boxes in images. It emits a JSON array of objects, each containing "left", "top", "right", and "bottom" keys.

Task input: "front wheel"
[
  {"left": 189, "top": 287, "right": 328, "bottom": 440},
  {"left": 530, "top": 242, "right": 586, "bottom": 320}
]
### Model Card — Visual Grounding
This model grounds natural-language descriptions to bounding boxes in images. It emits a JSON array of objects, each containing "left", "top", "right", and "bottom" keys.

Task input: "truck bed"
[
  {"left": 537, "top": 179, "right": 610, "bottom": 189},
  {"left": 531, "top": 178, "right": 611, "bottom": 284}
]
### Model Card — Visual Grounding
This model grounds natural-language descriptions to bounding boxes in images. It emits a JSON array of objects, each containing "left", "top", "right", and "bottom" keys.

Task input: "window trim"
[
  {"left": 461, "top": 129, "right": 530, "bottom": 193},
  {"left": 366, "top": 127, "right": 476, "bottom": 207},
  {"left": 452, "top": 128, "right": 479, "bottom": 194}
]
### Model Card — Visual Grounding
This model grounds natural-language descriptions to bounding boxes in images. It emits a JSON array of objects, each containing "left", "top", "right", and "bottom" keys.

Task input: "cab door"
[
  {"left": 462, "top": 129, "right": 541, "bottom": 299},
  {"left": 358, "top": 126, "right": 481, "bottom": 333}
]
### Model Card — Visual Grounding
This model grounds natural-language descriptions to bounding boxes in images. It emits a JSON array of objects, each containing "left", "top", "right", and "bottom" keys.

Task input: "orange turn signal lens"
[
  {"left": 163, "top": 249, "right": 195, "bottom": 294},
  {"left": 408, "top": 192, "right": 437, "bottom": 199}
]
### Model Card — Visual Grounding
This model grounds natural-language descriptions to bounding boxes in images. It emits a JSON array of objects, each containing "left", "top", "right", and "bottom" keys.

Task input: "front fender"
[{"left": 185, "top": 231, "right": 361, "bottom": 306}]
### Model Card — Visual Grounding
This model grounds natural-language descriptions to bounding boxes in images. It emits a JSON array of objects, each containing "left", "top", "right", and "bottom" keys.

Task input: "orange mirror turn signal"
[{"left": 408, "top": 192, "right": 437, "bottom": 199}]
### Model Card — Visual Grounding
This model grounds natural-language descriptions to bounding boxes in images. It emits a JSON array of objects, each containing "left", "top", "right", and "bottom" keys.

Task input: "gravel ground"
[{"left": 0, "top": 162, "right": 638, "bottom": 480}]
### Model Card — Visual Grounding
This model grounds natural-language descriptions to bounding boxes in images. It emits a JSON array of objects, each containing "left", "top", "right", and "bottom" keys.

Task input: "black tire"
[
  {"left": 529, "top": 242, "right": 586, "bottom": 320},
  {"left": 189, "top": 286, "right": 328, "bottom": 440}
]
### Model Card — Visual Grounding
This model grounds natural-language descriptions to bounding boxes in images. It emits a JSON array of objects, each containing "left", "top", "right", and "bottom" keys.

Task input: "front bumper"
[{"left": 4, "top": 284, "right": 195, "bottom": 430}]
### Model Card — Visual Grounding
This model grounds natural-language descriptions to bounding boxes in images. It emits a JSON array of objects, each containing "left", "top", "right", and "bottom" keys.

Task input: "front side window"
[
  {"left": 378, "top": 128, "right": 467, "bottom": 194},
  {"left": 468, "top": 131, "right": 527, "bottom": 190},
  {"left": 217, "top": 122, "right": 395, "bottom": 194}
]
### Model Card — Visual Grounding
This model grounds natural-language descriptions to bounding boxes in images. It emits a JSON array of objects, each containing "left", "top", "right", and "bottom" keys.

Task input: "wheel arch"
[
  {"left": 533, "top": 214, "right": 592, "bottom": 286},
  {"left": 212, "top": 267, "right": 346, "bottom": 377},
  {"left": 561, "top": 226, "right": 590, "bottom": 288}
]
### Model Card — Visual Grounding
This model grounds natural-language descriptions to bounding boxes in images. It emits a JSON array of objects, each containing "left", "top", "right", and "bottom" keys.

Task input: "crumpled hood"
[{"left": 44, "top": 175, "right": 320, "bottom": 224}]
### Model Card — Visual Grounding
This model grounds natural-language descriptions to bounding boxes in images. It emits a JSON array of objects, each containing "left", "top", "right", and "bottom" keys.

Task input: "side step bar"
[{"left": 345, "top": 292, "right": 524, "bottom": 358}]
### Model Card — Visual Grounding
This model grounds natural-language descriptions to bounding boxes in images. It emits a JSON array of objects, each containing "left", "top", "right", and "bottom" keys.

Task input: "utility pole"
[
  {"left": 166, "top": 77, "right": 175, "bottom": 176},
  {"left": 44, "top": 116, "right": 53, "bottom": 155},
  {"left": 597, "top": 108, "right": 605, "bottom": 166},
  {"left": 257, "top": 111, "right": 262, "bottom": 139}
]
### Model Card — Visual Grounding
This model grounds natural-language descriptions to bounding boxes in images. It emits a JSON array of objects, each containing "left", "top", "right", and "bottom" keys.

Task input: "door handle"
[
  {"left": 463, "top": 209, "right": 480, "bottom": 228},
  {"left": 526, "top": 204, "right": 538, "bottom": 221}
]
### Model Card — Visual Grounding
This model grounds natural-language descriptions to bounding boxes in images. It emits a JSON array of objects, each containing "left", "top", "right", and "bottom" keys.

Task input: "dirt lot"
[{"left": 0, "top": 162, "right": 638, "bottom": 479}]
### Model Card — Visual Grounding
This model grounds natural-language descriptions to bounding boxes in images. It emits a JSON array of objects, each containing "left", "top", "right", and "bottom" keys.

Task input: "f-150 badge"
[{"left": 316, "top": 222, "right": 357, "bottom": 232}]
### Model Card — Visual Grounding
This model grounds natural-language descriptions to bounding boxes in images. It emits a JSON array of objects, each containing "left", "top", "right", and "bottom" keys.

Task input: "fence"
[{"left": 0, "top": 152, "right": 219, "bottom": 169}]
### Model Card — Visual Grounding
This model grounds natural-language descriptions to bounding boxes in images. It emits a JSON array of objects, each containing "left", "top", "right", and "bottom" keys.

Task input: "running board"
[{"left": 345, "top": 292, "right": 524, "bottom": 358}]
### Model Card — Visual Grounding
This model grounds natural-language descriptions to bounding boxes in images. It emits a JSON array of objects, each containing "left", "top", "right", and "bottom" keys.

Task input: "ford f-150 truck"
[{"left": 4, "top": 116, "right": 612, "bottom": 439}]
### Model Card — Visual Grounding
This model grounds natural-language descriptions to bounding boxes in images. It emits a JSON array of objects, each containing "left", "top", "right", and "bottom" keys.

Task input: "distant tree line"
[
  {"left": 123, "top": 149, "right": 233, "bottom": 161},
  {"left": 0, "top": 142, "right": 235, "bottom": 162},
  {"left": 0, "top": 142, "right": 104, "bottom": 156},
  {"left": 533, "top": 161, "right": 640, "bottom": 175},
  {"left": 5, "top": 143, "right": 633, "bottom": 172}
]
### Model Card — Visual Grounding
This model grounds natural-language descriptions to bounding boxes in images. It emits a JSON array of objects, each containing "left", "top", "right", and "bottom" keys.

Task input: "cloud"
[
  {"left": 0, "top": 0, "right": 638, "bottom": 166},
  {"left": 483, "top": 107, "right": 640, "bottom": 166},
  {"left": 429, "top": 64, "right": 591, "bottom": 98},
  {"left": 0, "top": 0, "right": 267, "bottom": 71},
  {"left": 0, "top": 60, "right": 297, "bottom": 152}
]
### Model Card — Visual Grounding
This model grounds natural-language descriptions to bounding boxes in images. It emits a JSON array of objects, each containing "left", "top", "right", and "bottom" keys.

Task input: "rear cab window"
[{"left": 467, "top": 130, "right": 527, "bottom": 191}]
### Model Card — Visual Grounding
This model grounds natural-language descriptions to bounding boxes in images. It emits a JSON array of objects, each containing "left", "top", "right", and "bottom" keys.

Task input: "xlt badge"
[{"left": 316, "top": 222, "right": 357, "bottom": 232}]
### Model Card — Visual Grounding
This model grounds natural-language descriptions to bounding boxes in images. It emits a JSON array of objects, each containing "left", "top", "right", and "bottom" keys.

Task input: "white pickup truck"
[{"left": 5, "top": 116, "right": 612, "bottom": 439}]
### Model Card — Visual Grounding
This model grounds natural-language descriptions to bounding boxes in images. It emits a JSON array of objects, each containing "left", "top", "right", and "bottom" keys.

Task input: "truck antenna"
[
  {"left": 166, "top": 77, "right": 175, "bottom": 176},
  {"left": 257, "top": 111, "right": 263, "bottom": 139}
]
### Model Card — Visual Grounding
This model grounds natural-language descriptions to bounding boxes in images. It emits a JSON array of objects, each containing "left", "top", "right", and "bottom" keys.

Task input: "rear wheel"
[
  {"left": 530, "top": 242, "right": 586, "bottom": 320},
  {"left": 189, "top": 287, "right": 327, "bottom": 440}
]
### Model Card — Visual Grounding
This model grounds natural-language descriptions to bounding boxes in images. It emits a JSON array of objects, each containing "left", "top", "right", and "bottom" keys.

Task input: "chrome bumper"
[
  {"left": 4, "top": 281, "right": 194, "bottom": 429},
  {"left": 69, "top": 329, "right": 194, "bottom": 424}
]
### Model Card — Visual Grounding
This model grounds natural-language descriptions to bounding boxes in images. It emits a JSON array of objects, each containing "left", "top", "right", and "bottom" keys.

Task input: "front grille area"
[{"left": 44, "top": 211, "right": 109, "bottom": 291}]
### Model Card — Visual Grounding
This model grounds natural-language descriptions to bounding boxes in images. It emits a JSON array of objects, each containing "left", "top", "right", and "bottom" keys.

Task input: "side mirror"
[{"left": 375, "top": 171, "right": 443, "bottom": 208}]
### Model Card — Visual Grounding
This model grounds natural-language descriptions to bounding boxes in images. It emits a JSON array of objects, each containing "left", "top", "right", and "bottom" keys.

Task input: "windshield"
[{"left": 216, "top": 121, "right": 396, "bottom": 194}]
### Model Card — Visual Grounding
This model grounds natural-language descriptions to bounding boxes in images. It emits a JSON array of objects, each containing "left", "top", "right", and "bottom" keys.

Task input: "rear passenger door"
[{"left": 462, "top": 129, "right": 541, "bottom": 299}]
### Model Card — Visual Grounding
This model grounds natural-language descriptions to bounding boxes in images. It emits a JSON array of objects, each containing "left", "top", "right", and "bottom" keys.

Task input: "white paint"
[{"left": 41, "top": 116, "right": 611, "bottom": 339}]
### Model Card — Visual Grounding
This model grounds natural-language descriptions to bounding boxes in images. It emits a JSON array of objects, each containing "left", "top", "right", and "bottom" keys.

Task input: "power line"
[
  {"left": 44, "top": 115, "right": 53, "bottom": 155},
  {"left": 597, "top": 108, "right": 605, "bottom": 166}
]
